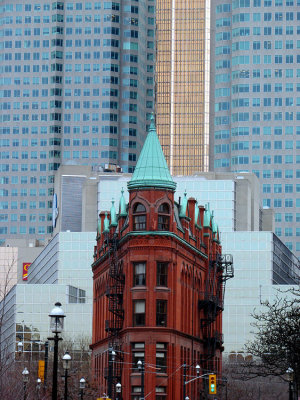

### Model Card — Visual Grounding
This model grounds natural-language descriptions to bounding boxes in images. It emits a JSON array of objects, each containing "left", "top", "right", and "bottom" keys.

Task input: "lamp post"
[
  {"left": 195, "top": 364, "right": 200, "bottom": 398},
  {"left": 48, "top": 302, "right": 65, "bottom": 400},
  {"left": 116, "top": 382, "right": 122, "bottom": 400},
  {"left": 182, "top": 362, "right": 187, "bottom": 400},
  {"left": 137, "top": 359, "right": 145, "bottom": 400},
  {"left": 108, "top": 347, "right": 116, "bottom": 398},
  {"left": 18, "top": 341, "right": 23, "bottom": 357},
  {"left": 79, "top": 377, "right": 86, "bottom": 400},
  {"left": 183, "top": 364, "right": 207, "bottom": 399},
  {"left": 36, "top": 378, "right": 42, "bottom": 399},
  {"left": 22, "top": 367, "right": 29, "bottom": 400},
  {"left": 286, "top": 367, "right": 294, "bottom": 400},
  {"left": 63, "top": 351, "right": 71, "bottom": 400}
]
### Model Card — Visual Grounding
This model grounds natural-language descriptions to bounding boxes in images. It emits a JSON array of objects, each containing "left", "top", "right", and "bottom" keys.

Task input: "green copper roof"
[
  {"left": 179, "top": 191, "right": 188, "bottom": 218},
  {"left": 119, "top": 188, "right": 127, "bottom": 217},
  {"left": 194, "top": 201, "right": 200, "bottom": 226},
  {"left": 127, "top": 116, "right": 176, "bottom": 191},
  {"left": 211, "top": 211, "right": 218, "bottom": 234},
  {"left": 97, "top": 218, "right": 101, "bottom": 237},
  {"left": 110, "top": 199, "right": 117, "bottom": 227},
  {"left": 203, "top": 203, "right": 212, "bottom": 228},
  {"left": 103, "top": 212, "right": 110, "bottom": 233}
]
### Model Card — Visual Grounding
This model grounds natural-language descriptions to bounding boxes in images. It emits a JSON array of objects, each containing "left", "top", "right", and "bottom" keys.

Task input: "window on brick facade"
[
  {"left": 133, "top": 300, "right": 145, "bottom": 326},
  {"left": 131, "top": 386, "right": 142, "bottom": 400},
  {"left": 133, "top": 262, "right": 146, "bottom": 286},
  {"left": 156, "top": 386, "right": 167, "bottom": 399},
  {"left": 158, "top": 203, "right": 170, "bottom": 230},
  {"left": 156, "top": 343, "right": 167, "bottom": 373},
  {"left": 133, "top": 203, "right": 146, "bottom": 231},
  {"left": 132, "top": 342, "right": 145, "bottom": 371},
  {"left": 156, "top": 300, "right": 167, "bottom": 327},
  {"left": 156, "top": 262, "right": 168, "bottom": 287}
]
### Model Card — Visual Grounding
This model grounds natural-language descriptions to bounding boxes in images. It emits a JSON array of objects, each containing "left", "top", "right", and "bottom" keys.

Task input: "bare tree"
[
  {"left": 222, "top": 358, "right": 289, "bottom": 400},
  {"left": 226, "top": 287, "right": 300, "bottom": 399},
  {"left": 0, "top": 250, "right": 18, "bottom": 396}
]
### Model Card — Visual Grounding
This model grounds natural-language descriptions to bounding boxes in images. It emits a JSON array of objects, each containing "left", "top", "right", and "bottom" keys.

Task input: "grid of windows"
[
  {"left": 0, "top": 0, "right": 155, "bottom": 240},
  {"left": 213, "top": 1, "right": 300, "bottom": 256},
  {"left": 66, "top": 285, "right": 86, "bottom": 303}
]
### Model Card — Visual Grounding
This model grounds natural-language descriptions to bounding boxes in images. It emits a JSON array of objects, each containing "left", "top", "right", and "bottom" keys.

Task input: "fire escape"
[
  {"left": 199, "top": 254, "right": 234, "bottom": 365},
  {"left": 104, "top": 231, "right": 125, "bottom": 399}
]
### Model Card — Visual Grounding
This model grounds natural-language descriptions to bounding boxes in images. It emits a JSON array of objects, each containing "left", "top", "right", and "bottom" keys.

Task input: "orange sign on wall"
[
  {"left": 38, "top": 360, "right": 45, "bottom": 381},
  {"left": 22, "top": 263, "right": 31, "bottom": 281}
]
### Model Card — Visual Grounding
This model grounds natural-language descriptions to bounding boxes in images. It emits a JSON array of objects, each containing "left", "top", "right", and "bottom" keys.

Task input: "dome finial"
[
  {"left": 110, "top": 199, "right": 117, "bottom": 227},
  {"left": 179, "top": 190, "right": 188, "bottom": 218},
  {"left": 119, "top": 187, "right": 127, "bottom": 217},
  {"left": 103, "top": 212, "right": 110, "bottom": 233},
  {"left": 149, "top": 112, "right": 155, "bottom": 131}
]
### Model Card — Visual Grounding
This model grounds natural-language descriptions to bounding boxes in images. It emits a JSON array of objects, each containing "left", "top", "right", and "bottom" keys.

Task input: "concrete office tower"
[
  {"left": 211, "top": 0, "right": 300, "bottom": 257},
  {"left": 155, "top": 0, "right": 211, "bottom": 175},
  {"left": 0, "top": 0, "right": 155, "bottom": 243}
]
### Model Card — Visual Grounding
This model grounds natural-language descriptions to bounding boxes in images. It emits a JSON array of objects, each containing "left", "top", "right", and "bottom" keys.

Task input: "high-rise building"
[
  {"left": 0, "top": 0, "right": 155, "bottom": 243},
  {"left": 211, "top": 0, "right": 300, "bottom": 257},
  {"left": 155, "top": 0, "right": 211, "bottom": 175}
]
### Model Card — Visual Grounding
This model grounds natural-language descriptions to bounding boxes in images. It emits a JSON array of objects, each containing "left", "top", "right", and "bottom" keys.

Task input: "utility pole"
[
  {"left": 108, "top": 347, "right": 115, "bottom": 398},
  {"left": 141, "top": 361, "right": 145, "bottom": 400},
  {"left": 44, "top": 341, "right": 49, "bottom": 393},
  {"left": 183, "top": 362, "right": 187, "bottom": 400},
  {"left": 137, "top": 360, "right": 145, "bottom": 400}
]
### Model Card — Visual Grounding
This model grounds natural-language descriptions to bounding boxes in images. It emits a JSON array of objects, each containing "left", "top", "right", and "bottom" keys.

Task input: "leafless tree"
[
  {"left": 222, "top": 287, "right": 300, "bottom": 399},
  {"left": 222, "top": 358, "right": 289, "bottom": 400},
  {"left": 0, "top": 250, "right": 18, "bottom": 397}
]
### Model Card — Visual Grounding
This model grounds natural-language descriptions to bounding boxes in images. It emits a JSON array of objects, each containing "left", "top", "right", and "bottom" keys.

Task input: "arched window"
[
  {"left": 158, "top": 203, "right": 170, "bottom": 231},
  {"left": 133, "top": 203, "right": 146, "bottom": 230}
]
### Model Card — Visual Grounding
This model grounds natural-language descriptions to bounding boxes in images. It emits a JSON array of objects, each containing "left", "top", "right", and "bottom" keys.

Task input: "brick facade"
[{"left": 91, "top": 186, "right": 224, "bottom": 399}]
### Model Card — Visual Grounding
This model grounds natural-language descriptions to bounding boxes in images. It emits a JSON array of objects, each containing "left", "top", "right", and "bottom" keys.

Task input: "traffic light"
[{"left": 209, "top": 374, "right": 217, "bottom": 394}]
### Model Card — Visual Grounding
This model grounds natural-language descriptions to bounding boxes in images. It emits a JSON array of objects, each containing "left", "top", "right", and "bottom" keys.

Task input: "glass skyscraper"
[
  {"left": 211, "top": 0, "right": 300, "bottom": 257},
  {"left": 0, "top": 0, "right": 155, "bottom": 242},
  {"left": 155, "top": 0, "right": 211, "bottom": 175}
]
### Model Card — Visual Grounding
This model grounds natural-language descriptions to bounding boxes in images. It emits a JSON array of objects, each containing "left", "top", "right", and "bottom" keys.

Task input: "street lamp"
[
  {"left": 36, "top": 378, "right": 42, "bottom": 399},
  {"left": 182, "top": 361, "right": 187, "bottom": 400},
  {"left": 183, "top": 364, "right": 210, "bottom": 399},
  {"left": 223, "top": 376, "right": 228, "bottom": 400},
  {"left": 286, "top": 367, "right": 294, "bottom": 400},
  {"left": 18, "top": 341, "right": 23, "bottom": 356},
  {"left": 22, "top": 367, "right": 29, "bottom": 400},
  {"left": 63, "top": 351, "right": 71, "bottom": 400},
  {"left": 79, "top": 377, "right": 86, "bottom": 400},
  {"left": 137, "top": 359, "right": 145, "bottom": 400},
  {"left": 116, "top": 382, "right": 122, "bottom": 400},
  {"left": 48, "top": 302, "right": 65, "bottom": 400},
  {"left": 108, "top": 347, "right": 116, "bottom": 398}
]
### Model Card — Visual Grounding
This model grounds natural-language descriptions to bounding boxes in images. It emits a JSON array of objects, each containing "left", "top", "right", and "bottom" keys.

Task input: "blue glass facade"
[
  {"left": 211, "top": 0, "right": 300, "bottom": 257},
  {"left": 0, "top": 0, "right": 155, "bottom": 242}
]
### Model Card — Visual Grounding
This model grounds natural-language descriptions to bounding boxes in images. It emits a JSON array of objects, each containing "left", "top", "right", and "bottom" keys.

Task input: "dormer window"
[
  {"left": 133, "top": 203, "right": 146, "bottom": 231},
  {"left": 158, "top": 203, "right": 170, "bottom": 231}
]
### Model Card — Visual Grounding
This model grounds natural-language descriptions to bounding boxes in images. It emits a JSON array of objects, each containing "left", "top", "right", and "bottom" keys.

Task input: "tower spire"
[{"left": 127, "top": 117, "right": 176, "bottom": 191}]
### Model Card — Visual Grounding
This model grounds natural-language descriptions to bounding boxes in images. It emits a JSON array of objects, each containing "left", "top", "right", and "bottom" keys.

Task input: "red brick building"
[{"left": 91, "top": 119, "right": 232, "bottom": 399}]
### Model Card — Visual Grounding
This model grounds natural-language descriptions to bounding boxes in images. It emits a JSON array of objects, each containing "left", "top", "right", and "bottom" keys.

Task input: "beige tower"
[{"left": 155, "top": 0, "right": 211, "bottom": 175}]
